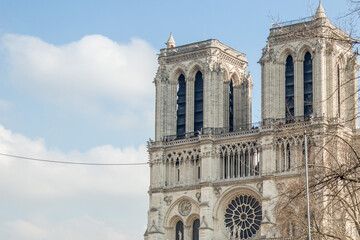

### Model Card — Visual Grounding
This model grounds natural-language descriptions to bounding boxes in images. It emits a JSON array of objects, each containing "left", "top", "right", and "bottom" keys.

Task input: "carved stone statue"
[{"left": 178, "top": 231, "right": 182, "bottom": 240}]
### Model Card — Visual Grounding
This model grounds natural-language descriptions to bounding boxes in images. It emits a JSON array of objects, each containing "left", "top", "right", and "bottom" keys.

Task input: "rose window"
[{"left": 224, "top": 194, "right": 262, "bottom": 239}]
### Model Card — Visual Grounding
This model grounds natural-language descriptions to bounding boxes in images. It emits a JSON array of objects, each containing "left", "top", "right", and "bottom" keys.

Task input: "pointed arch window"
[
  {"left": 229, "top": 79, "right": 234, "bottom": 132},
  {"left": 304, "top": 52, "right": 313, "bottom": 120},
  {"left": 192, "top": 219, "right": 200, "bottom": 240},
  {"left": 286, "top": 143, "right": 291, "bottom": 170},
  {"left": 176, "top": 221, "right": 184, "bottom": 240},
  {"left": 285, "top": 55, "right": 295, "bottom": 123},
  {"left": 177, "top": 74, "right": 186, "bottom": 138},
  {"left": 194, "top": 71, "right": 203, "bottom": 135}
]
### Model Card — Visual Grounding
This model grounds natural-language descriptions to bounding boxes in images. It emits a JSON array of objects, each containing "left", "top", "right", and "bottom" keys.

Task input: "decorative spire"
[
  {"left": 315, "top": 0, "right": 327, "bottom": 18},
  {"left": 165, "top": 32, "right": 176, "bottom": 48},
  {"left": 166, "top": 32, "right": 176, "bottom": 48}
]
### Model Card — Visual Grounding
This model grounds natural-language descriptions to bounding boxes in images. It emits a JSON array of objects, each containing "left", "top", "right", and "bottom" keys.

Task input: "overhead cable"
[{"left": 0, "top": 152, "right": 148, "bottom": 166}]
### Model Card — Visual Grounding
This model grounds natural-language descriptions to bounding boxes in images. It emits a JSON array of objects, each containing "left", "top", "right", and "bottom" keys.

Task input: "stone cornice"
[
  {"left": 268, "top": 18, "right": 351, "bottom": 46},
  {"left": 158, "top": 39, "right": 248, "bottom": 69},
  {"left": 148, "top": 117, "right": 356, "bottom": 152}
]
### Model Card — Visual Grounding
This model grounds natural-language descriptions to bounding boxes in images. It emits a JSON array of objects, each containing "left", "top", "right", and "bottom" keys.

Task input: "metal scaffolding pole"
[{"left": 304, "top": 131, "right": 312, "bottom": 240}]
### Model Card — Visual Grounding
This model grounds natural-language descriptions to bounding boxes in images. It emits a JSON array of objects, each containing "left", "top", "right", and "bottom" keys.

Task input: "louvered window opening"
[
  {"left": 304, "top": 52, "right": 313, "bottom": 120},
  {"left": 194, "top": 71, "right": 203, "bottom": 135},
  {"left": 177, "top": 74, "right": 186, "bottom": 138},
  {"left": 229, "top": 79, "right": 234, "bottom": 132},
  {"left": 285, "top": 55, "right": 295, "bottom": 123}
]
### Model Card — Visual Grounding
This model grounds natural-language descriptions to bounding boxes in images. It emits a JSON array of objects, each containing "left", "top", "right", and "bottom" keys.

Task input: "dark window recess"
[
  {"left": 192, "top": 219, "right": 200, "bottom": 240},
  {"left": 287, "top": 143, "right": 291, "bottom": 170},
  {"left": 194, "top": 71, "right": 203, "bottom": 135},
  {"left": 177, "top": 74, "right": 186, "bottom": 138},
  {"left": 285, "top": 56, "right": 295, "bottom": 123},
  {"left": 176, "top": 221, "right": 184, "bottom": 240},
  {"left": 304, "top": 52, "right": 313, "bottom": 120},
  {"left": 229, "top": 79, "right": 234, "bottom": 132}
]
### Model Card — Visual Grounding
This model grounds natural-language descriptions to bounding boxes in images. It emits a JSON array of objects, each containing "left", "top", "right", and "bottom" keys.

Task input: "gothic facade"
[{"left": 145, "top": 3, "right": 359, "bottom": 240}]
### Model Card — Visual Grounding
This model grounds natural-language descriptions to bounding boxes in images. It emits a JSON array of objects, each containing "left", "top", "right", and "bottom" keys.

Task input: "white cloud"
[
  {"left": 1, "top": 33, "right": 157, "bottom": 135},
  {"left": 0, "top": 33, "right": 155, "bottom": 239},
  {"left": 0, "top": 125, "right": 148, "bottom": 198},
  {"left": 0, "top": 124, "right": 149, "bottom": 239},
  {"left": 2, "top": 217, "right": 131, "bottom": 240},
  {"left": 2, "top": 34, "right": 157, "bottom": 106},
  {"left": 3, "top": 220, "right": 48, "bottom": 240}
]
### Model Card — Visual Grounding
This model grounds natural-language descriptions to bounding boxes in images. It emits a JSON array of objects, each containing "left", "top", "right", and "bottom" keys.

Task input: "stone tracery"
[
  {"left": 224, "top": 194, "right": 262, "bottom": 239},
  {"left": 164, "top": 148, "right": 202, "bottom": 186},
  {"left": 219, "top": 141, "right": 260, "bottom": 180}
]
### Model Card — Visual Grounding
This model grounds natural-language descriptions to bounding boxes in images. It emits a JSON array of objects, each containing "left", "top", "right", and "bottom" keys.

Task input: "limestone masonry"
[{"left": 145, "top": 2, "right": 360, "bottom": 240}]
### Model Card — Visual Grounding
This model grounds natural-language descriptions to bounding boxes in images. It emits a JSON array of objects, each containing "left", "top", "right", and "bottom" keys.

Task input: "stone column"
[
  {"left": 295, "top": 59, "right": 304, "bottom": 118},
  {"left": 154, "top": 79, "right": 163, "bottom": 141},
  {"left": 260, "top": 179, "right": 278, "bottom": 238},
  {"left": 186, "top": 79, "right": 195, "bottom": 135},
  {"left": 223, "top": 81, "right": 229, "bottom": 131},
  {"left": 278, "top": 62, "right": 286, "bottom": 120},
  {"left": 147, "top": 192, "right": 165, "bottom": 240},
  {"left": 314, "top": 45, "right": 326, "bottom": 118},
  {"left": 199, "top": 186, "right": 214, "bottom": 240},
  {"left": 201, "top": 141, "right": 213, "bottom": 182},
  {"left": 234, "top": 85, "right": 241, "bottom": 130}
]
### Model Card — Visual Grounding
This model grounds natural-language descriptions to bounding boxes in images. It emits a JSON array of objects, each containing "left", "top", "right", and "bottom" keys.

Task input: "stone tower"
[
  {"left": 260, "top": 2, "right": 358, "bottom": 129},
  {"left": 145, "top": 2, "right": 359, "bottom": 240},
  {"left": 154, "top": 37, "right": 252, "bottom": 142}
]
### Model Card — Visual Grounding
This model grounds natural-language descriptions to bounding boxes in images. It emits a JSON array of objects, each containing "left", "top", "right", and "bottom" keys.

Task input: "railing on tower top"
[
  {"left": 159, "top": 39, "right": 246, "bottom": 60},
  {"left": 271, "top": 16, "right": 313, "bottom": 28},
  {"left": 147, "top": 116, "right": 337, "bottom": 147}
]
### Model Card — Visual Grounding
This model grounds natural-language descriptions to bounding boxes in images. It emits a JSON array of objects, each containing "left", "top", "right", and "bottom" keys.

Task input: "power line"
[{"left": 0, "top": 152, "right": 148, "bottom": 166}]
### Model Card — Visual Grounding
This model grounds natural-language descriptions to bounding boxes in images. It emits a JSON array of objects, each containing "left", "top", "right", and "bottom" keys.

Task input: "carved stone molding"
[
  {"left": 164, "top": 50, "right": 208, "bottom": 64},
  {"left": 178, "top": 200, "right": 192, "bottom": 216},
  {"left": 164, "top": 195, "right": 173, "bottom": 206},
  {"left": 256, "top": 182, "right": 263, "bottom": 194},
  {"left": 214, "top": 187, "right": 222, "bottom": 198},
  {"left": 195, "top": 192, "right": 201, "bottom": 203}
]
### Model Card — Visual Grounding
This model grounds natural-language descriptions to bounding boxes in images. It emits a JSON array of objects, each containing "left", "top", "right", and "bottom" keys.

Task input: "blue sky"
[{"left": 0, "top": 0, "right": 356, "bottom": 239}]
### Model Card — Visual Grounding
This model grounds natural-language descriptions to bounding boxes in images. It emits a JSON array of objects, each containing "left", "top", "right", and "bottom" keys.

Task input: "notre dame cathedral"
[{"left": 144, "top": 2, "right": 359, "bottom": 240}]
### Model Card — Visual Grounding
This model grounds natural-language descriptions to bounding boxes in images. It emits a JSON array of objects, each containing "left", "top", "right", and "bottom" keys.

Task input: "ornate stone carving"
[
  {"left": 199, "top": 216, "right": 210, "bottom": 229},
  {"left": 165, "top": 50, "right": 208, "bottom": 64},
  {"left": 165, "top": 148, "right": 201, "bottom": 166},
  {"left": 178, "top": 200, "right": 192, "bottom": 216},
  {"left": 256, "top": 182, "right": 263, "bottom": 194},
  {"left": 224, "top": 194, "right": 262, "bottom": 239},
  {"left": 195, "top": 192, "right": 201, "bottom": 202},
  {"left": 214, "top": 187, "right": 222, "bottom": 198},
  {"left": 164, "top": 195, "right": 173, "bottom": 206}
]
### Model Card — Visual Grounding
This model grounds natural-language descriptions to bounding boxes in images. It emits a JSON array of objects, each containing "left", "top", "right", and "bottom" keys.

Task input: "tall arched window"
[
  {"left": 194, "top": 71, "right": 203, "bottom": 135},
  {"left": 286, "top": 143, "right": 291, "bottom": 170},
  {"left": 192, "top": 219, "right": 200, "bottom": 240},
  {"left": 176, "top": 221, "right": 184, "bottom": 240},
  {"left": 285, "top": 55, "right": 294, "bottom": 123},
  {"left": 304, "top": 52, "right": 313, "bottom": 120},
  {"left": 177, "top": 74, "right": 186, "bottom": 138},
  {"left": 229, "top": 79, "right": 234, "bottom": 132}
]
